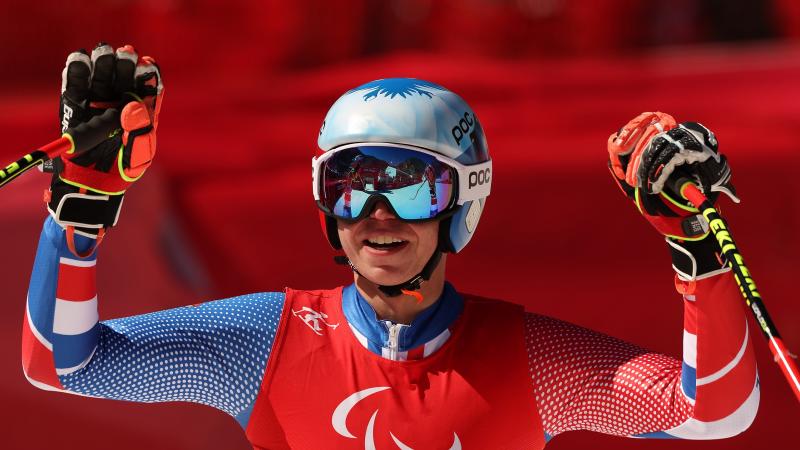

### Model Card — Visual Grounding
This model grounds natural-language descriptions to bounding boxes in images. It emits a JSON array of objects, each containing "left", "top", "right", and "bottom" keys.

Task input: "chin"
[{"left": 357, "top": 265, "right": 415, "bottom": 286}]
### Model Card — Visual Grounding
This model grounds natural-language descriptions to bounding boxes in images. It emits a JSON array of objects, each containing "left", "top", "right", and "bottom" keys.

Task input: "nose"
[{"left": 369, "top": 200, "right": 397, "bottom": 220}]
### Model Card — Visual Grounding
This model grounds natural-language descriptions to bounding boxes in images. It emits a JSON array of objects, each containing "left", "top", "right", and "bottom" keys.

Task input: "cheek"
[
  {"left": 337, "top": 222, "right": 357, "bottom": 252},
  {"left": 413, "top": 222, "right": 440, "bottom": 255}
]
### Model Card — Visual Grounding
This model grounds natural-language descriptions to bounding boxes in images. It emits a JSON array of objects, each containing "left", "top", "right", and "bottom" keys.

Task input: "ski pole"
[
  {"left": 0, "top": 108, "right": 120, "bottom": 189},
  {"left": 673, "top": 178, "right": 800, "bottom": 403}
]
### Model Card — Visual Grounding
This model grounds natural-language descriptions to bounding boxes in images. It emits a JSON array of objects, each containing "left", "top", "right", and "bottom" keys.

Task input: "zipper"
[{"left": 384, "top": 321, "right": 407, "bottom": 361}]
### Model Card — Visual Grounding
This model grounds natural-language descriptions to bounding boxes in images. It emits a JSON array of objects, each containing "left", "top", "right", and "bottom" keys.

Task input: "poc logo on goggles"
[{"left": 468, "top": 168, "right": 491, "bottom": 189}]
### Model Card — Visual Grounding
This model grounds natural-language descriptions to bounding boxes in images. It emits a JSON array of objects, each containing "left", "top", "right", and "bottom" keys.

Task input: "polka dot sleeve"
[
  {"left": 58, "top": 292, "right": 285, "bottom": 425},
  {"left": 525, "top": 313, "right": 692, "bottom": 438}
]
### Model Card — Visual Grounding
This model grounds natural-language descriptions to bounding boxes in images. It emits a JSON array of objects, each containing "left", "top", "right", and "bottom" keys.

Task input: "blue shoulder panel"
[{"left": 58, "top": 291, "right": 285, "bottom": 428}]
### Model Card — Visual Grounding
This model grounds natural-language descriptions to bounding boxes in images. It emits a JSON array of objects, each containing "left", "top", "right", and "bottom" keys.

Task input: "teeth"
[{"left": 368, "top": 235, "right": 405, "bottom": 245}]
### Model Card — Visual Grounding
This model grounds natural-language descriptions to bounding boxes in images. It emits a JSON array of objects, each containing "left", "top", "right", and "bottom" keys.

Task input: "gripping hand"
[
  {"left": 607, "top": 112, "right": 737, "bottom": 241},
  {"left": 48, "top": 42, "right": 163, "bottom": 256}
]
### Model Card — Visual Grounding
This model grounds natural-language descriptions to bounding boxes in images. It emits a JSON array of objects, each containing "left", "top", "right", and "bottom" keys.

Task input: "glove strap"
[
  {"left": 48, "top": 190, "right": 123, "bottom": 230},
  {"left": 66, "top": 226, "right": 105, "bottom": 258},
  {"left": 666, "top": 235, "right": 728, "bottom": 281},
  {"left": 60, "top": 155, "right": 133, "bottom": 195}
]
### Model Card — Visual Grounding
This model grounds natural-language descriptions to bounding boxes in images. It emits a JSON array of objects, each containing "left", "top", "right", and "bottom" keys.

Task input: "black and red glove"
[
  {"left": 607, "top": 112, "right": 738, "bottom": 280},
  {"left": 47, "top": 42, "right": 163, "bottom": 256}
]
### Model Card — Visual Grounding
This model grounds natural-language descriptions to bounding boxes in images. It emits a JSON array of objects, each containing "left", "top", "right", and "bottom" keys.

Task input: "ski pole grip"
[
  {"left": 668, "top": 177, "right": 694, "bottom": 200},
  {"left": 64, "top": 108, "right": 121, "bottom": 155},
  {"left": 670, "top": 177, "right": 710, "bottom": 209}
]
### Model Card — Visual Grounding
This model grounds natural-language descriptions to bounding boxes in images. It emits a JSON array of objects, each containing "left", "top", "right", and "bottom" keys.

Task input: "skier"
[{"left": 22, "top": 43, "right": 758, "bottom": 449}]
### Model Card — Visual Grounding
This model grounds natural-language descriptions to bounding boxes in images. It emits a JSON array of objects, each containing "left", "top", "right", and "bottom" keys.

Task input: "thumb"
[
  {"left": 120, "top": 100, "right": 151, "bottom": 134},
  {"left": 118, "top": 101, "right": 156, "bottom": 181}
]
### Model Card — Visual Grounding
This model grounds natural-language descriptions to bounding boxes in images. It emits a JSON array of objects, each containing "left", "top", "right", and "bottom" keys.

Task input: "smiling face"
[{"left": 337, "top": 200, "right": 440, "bottom": 286}]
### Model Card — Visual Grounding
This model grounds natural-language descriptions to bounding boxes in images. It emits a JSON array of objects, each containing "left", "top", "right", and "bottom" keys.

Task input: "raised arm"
[
  {"left": 526, "top": 242, "right": 757, "bottom": 440},
  {"left": 23, "top": 217, "right": 284, "bottom": 426},
  {"left": 21, "top": 43, "right": 285, "bottom": 429},
  {"left": 525, "top": 113, "right": 759, "bottom": 442}
]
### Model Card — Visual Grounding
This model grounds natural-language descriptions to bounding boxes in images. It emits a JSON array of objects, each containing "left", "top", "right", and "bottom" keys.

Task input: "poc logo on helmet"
[
  {"left": 451, "top": 111, "right": 475, "bottom": 146},
  {"left": 468, "top": 168, "right": 491, "bottom": 189}
]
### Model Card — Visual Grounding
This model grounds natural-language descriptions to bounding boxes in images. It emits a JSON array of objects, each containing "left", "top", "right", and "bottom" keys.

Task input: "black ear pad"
[
  {"left": 438, "top": 216, "right": 455, "bottom": 253},
  {"left": 326, "top": 216, "right": 342, "bottom": 249}
]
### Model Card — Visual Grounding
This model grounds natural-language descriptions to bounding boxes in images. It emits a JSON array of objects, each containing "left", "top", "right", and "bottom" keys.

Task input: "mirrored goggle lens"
[{"left": 320, "top": 146, "right": 456, "bottom": 220}]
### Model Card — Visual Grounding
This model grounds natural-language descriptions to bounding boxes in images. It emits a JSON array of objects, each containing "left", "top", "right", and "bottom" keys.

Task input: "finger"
[
  {"left": 120, "top": 99, "right": 151, "bottom": 133},
  {"left": 609, "top": 112, "right": 676, "bottom": 183},
  {"left": 607, "top": 132, "right": 628, "bottom": 179},
  {"left": 114, "top": 44, "right": 138, "bottom": 98},
  {"left": 670, "top": 127, "right": 712, "bottom": 162},
  {"left": 640, "top": 137, "right": 666, "bottom": 187},
  {"left": 135, "top": 55, "right": 163, "bottom": 98},
  {"left": 61, "top": 49, "right": 91, "bottom": 104},
  {"left": 135, "top": 56, "right": 164, "bottom": 121},
  {"left": 611, "top": 112, "right": 678, "bottom": 154},
  {"left": 647, "top": 128, "right": 709, "bottom": 195},
  {"left": 625, "top": 134, "right": 658, "bottom": 188},
  {"left": 681, "top": 122, "right": 718, "bottom": 151},
  {"left": 119, "top": 101, "right": 156, "bottom": 179},
  {"left": 647, "top": 140, "right": 683, "bottom": 194},
  {"left": 702, "top": 155, "right": 740, "bottom": 203},
  {"left": 609, "top": 112, "right": 661, "bottom": 155},
  {"left": 90, "top": 42, "right": 116, "bottom": 102},
  {"left": 624, "top": 120, "right": 678, "bottom": 188}
]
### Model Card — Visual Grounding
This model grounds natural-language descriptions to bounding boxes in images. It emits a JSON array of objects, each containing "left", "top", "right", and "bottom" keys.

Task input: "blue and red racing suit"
[{"left": 22, "top": 217, "right": 759, "bottom": 448}]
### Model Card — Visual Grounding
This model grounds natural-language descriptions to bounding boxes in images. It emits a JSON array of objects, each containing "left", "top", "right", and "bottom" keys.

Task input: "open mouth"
[{"left": 363, "top": 236, "right": 408, "bottom": 250}]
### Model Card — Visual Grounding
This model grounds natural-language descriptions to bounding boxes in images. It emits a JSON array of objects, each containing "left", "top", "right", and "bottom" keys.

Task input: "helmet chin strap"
[{"left": 333, "top": 248, "right": 443, "bottom": 301}]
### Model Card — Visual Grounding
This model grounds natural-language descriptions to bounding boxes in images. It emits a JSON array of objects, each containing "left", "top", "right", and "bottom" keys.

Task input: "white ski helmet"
[{"left": 315, "top": 78, "right": 491, "bottom": 253}]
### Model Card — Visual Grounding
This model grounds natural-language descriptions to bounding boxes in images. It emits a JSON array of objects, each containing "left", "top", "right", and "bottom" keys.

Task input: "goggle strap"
[
  {"left": 455, "top": 159, "right": 492, "bottom": 204},
  {"left": 378, "top": 248, "right": 443, "bottom": 298}
]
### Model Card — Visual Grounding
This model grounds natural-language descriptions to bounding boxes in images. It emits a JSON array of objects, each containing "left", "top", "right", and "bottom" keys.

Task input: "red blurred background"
[{"left": 1, "top": 0, "right": 799, "bottom": 449}]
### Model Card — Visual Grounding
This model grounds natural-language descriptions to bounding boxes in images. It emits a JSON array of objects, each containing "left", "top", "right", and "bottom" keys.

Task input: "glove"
[
  {"left": 607, "top": 112, "right": 739, "bottom": 281},
  {"left": 607, "top": 112, "right": 738, "bottom": 241},
  {"left": 47, "top": 42, "right": 163, "bottom": 257}
]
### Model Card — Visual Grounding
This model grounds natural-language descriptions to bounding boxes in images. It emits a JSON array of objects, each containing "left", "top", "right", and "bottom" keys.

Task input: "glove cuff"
[
  {"left": 666, "top": 234, "right": 728, "bottom": 280},
  {"left": 47, "top": 184, "right": 124, "bottom": 238}
]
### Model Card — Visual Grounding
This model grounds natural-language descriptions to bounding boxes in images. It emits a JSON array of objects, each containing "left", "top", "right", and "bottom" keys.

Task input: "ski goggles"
[{"left": 312, "top": 143, "right": 491, "bottom": 221}]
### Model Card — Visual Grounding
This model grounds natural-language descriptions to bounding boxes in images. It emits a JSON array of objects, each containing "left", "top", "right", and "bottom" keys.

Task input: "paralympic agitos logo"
[{"left": 333, "top": 386, "right": 462, "bottom": 449}]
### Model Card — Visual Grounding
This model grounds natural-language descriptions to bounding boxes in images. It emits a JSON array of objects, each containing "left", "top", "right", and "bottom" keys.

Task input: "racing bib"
[{"left": 246, "top": 287, "right": 544, "bottom": 450}]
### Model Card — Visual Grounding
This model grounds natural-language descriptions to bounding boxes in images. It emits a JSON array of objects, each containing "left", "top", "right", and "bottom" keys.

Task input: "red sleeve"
[{"left": 525, "top": 269, "right": 758, "bottom": 440}]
